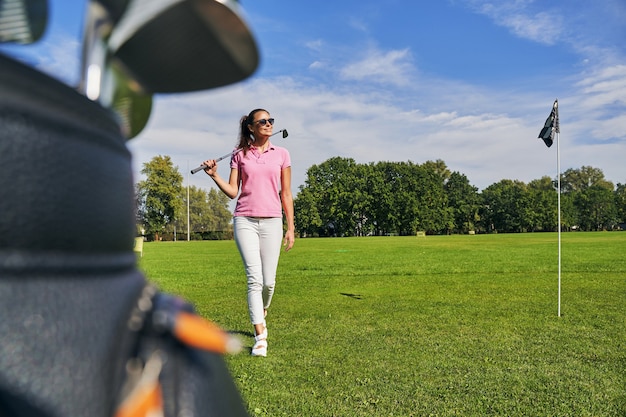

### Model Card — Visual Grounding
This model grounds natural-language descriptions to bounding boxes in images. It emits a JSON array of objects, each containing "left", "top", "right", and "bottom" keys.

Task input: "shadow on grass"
[
  {"left": 340, "top": 292, "right": 363, "bottom": 300},
  {"left": 229, "top": 330, "right": 254, "bottom": 338}
]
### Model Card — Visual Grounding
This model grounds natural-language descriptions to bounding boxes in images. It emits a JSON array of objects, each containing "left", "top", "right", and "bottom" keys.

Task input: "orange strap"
[{"left": 173, "top": 311, "right": 241, "bottom": 354}]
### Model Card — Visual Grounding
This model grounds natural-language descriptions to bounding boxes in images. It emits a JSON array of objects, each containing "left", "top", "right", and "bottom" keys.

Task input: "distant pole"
[
  {"left": 557, "top": 130, "right": 561, "bottom": 317},
  {"left": 187, "top": 161, "right": 190, "bottom": 241}
]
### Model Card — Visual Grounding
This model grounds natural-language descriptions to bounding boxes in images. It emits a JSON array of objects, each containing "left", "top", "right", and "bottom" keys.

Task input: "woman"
[{"left": 202, "top": 108, "right": 295, "bottom": 357}]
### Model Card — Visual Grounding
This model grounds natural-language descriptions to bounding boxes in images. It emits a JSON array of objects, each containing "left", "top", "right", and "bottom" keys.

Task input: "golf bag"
[{"left": 0, "top": 54, "right": 249, "bottom": 417}]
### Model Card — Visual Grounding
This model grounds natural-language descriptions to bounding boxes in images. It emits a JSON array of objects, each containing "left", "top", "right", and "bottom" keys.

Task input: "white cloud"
[
  {"left": 470, "top": 2, "right": 564, "bottom": 45},
  {"left": 421, "top": 112, "right": 458, "bottom": 124},
  {"left": 576, "top": 65, "right": 626, "bottom": 100},
  {"left": 465, "top": 0, "right": 626, "bottom": 68},
  {"left": 339, "top": 47, "right": 415, "bottom": 86},
  {"left": 498, "top": 11, "right": 563, "bottom": 45},
  {"left": 563, "top": 64, "right": 626, "bottom": 143},
  {"left": 305, "top": 39, "right": 324, "bottom": 52},
  {"left": 348, "top": 17, "right": 368, "bottom": 33},
  {"left": 309, "top": 60, "right": 326, "bottom": 70}
]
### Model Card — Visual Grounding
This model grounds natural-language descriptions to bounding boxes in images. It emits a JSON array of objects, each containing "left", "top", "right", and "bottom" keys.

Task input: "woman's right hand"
[{"left": 203, "top": 159, "right": 217, "bottom": 177}]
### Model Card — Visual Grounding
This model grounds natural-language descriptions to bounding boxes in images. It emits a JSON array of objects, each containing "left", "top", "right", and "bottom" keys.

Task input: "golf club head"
[
  {"left": 80, "top": 0, "right": 153, "bottom": 139},
  {"left": 109, "top": 63, "right": 153, "bottom": 138},
  {"left": 107, "top": 0, "right": 259, "bottom": 93},
  {"left": 79, "top": 0, "right": 259, "bottom": 139},
  {"left": 270, "top": 129, "right": 288, "bottom": 138},
  {"left": 0, "top": 0, "right": 48, "bottom": 44}
]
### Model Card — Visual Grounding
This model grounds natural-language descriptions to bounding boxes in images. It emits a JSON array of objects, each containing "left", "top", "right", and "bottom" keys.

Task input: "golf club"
[
  {"left": 107, "top": 0, "right": 259, "bottom": 93},
  {"left": 79, "top": 0, "right": 152, "bottom": 138},
  {"left": 78, "top": 0, "right": 259, "bottom": 139},
  {"left": 191, "top": 129, "right": 289, "bottom": 174}
]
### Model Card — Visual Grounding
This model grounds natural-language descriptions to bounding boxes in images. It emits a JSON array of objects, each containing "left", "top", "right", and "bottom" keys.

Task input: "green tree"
[
  {"left": 574, "top": 185, "right": 617, "bottom": 231},
  {"left": 294, "top": 185, "right": 323, "bottom": 237},
  {"left": 615, "top": 183, "right": 626, "bottom": 227},
  {"left": 446, "top": 172, "right": 480, "bottom": 233},
  {"left": 184, "top": 186, "right": 210, "bottom": 236},
  {"left": 174, "top": 186, "right": 232, "bottom": 240},
  {"left": 480, "top": 180, "right": 532, "bottom": 233},
  {"left": 559, "top": 166, "right": 616, "bottom": 231},
  {"left": 205, "top": 188, "right": 233, "bottom": 238},
  {"left": 367, "top": 162, "right": 396, "bottom": 236},
  {"left": 559, "top": 192, "right": 578, "bottom": 231},
  {"left": 377, "top": 161, "right": 450, "bottom": 235},
  {"left": 299, "top": 157, "right": 362, "bottom": 237},
  {"left": 383, "top": 161, "right": 420, "bottom": 235},
  {"left": 348, "top": 163, "right": 373, "bottom": 236},
  {"left": 295, "top": 159, "right": 453, "bottom": 236},
  {"left": 527, "top": 176, "right": 558, "bottom": 232},
  {"left": 137, "top": 155, "right": 183, "bottom": 241},
  {"left": 422, "top": 159, "right": 451, "bottom": 184},
  {"left": 561, "top": 166, "right": 613, "bottom": 192},
  {"left": 135, "top": 183, "right": 145, "bottom": 235},
  {"left": 416, "top": 162, "right": 453, "bottom": 234}
]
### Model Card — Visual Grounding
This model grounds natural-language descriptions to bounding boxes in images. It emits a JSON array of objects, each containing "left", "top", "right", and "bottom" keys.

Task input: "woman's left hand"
[{"left": 283, "top": 229, "right": 295, "bottom": 252}]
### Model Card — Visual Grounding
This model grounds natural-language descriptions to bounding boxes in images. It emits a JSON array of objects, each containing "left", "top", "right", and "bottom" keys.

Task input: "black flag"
[{"left": 538, "top": 99, "right": 559, "bottom": 147}]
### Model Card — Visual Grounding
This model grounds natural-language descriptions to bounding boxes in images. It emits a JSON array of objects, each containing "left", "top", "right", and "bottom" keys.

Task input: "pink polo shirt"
[{"left": 230, "top": 142, "right": 291, "bottom": 218}]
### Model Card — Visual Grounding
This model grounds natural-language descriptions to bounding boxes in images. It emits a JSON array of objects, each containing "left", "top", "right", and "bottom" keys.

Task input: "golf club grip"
[
  {"left": 190, "top": 165, "right": 206, "bottom": 174},
  {"left": 190, "top": 150, "right": 239, "bottom": 174}
]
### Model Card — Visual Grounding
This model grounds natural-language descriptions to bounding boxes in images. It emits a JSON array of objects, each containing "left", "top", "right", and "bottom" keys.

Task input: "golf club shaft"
[{"left": 190, "top": 129, "right": 285, "bottom": 174}]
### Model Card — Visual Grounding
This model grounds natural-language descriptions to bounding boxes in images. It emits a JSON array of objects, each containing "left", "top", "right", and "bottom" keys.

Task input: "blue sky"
[{"left": 3, "top": 0, "right": 625, "bottom": 193}]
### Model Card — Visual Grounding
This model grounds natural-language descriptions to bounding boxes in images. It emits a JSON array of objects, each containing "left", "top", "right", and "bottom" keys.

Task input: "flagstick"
[
  {"left": 187, "top": 161, "right": 190, "bottom": 242},
  {"left": 557, "top": 130, "right": 561, "bottom": 317},
  {"left": 538, "top": 99, "right": 561, "bottom": 317}
]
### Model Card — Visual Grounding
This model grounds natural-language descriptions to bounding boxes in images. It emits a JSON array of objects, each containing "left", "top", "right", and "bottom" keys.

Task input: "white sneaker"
[{"left": 251, "top": 330, "right": 268, "bottom": 357}]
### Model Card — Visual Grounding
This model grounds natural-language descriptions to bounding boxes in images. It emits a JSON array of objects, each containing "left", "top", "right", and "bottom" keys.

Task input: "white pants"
[{"left": 233, "top": 216, "right": 283, "bottom": 325}]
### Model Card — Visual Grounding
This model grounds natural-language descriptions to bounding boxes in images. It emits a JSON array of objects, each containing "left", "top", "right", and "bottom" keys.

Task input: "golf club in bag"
[
  {"left": 79, "top": 0, "right": 259, "bottom": 138},
  {"left": 191, "top": 128, "right": 289, "bottom": 174}
]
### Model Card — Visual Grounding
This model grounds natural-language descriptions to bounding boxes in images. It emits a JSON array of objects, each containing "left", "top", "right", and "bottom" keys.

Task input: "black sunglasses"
[{"left": 254, "top": 118, "right": 274, "bottom": 126}]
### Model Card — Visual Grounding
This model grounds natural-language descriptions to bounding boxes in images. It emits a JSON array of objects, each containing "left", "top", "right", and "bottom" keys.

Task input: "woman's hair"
[{"left": 237, "top": 108, "right": 268, "bottom": 154}]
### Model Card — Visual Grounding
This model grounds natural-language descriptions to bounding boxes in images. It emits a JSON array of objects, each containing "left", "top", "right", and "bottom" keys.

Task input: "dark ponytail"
[{"left": 236, "top": 108, "right": 268, "bottom": 154}]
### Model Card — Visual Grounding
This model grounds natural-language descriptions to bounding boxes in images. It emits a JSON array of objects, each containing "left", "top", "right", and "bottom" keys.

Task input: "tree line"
[{"left": 136, "top": 156, "right": 625, "bottom": 240}]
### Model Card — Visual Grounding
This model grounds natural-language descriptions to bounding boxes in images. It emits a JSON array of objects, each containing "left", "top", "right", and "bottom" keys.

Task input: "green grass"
[{"left": 138, "top": 232, "right": 626, "bottom": 416}]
